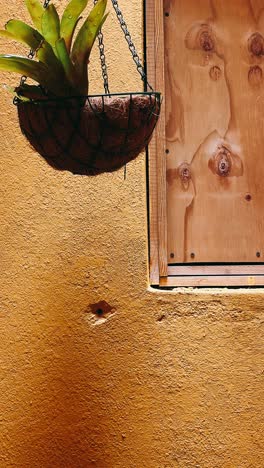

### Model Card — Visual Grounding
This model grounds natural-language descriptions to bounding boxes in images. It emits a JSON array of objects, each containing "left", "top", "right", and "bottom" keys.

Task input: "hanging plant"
[{"left": 0, "top": 0, "right": 161, "bottom": 175}]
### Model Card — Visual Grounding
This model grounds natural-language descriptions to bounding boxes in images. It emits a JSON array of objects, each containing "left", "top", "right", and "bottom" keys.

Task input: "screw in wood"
[
  {"left": 170, "top": 253, "right": 175, "bottom": 259},
  {"left": 190, "top": 252, "right": 195, "bottom": 259},
  {"left": 165, "top": 12, "right": 170, "bottom": 17},
  {"left": 256, "top": 251, "right": 261, "bottom": 258},
  {"left": 245, "top": 194, "right": 252, "bottom": 201},
  {"left": 165, "top": 149, "right": 170, "bottom": 154}
]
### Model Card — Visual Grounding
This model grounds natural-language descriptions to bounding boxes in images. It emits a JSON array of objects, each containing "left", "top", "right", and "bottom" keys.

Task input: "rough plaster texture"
[{"left": 0, "top": 1, "right": 264, "bottom": 467}]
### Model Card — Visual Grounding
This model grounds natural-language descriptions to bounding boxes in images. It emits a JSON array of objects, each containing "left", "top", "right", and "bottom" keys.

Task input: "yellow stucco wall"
[{"left": 0, "top": 1, "right": 264, "bottom": 467}]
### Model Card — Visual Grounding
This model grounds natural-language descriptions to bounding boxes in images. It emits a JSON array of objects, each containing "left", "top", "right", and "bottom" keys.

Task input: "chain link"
[
  {"left": 15, "top": 0, "right": 152, "bottom": 105},
  {"left": 95, "top": 0, "right": 153, "bottom": 92},
  {"left": 94, "top": 0, "right": 110, "bottom": 94},
  {"left": 13, "top": 46, "right": 35, "bottom": 104},
  {"left": 110, "top": 0, "right": 153, "bottom": 91},
  {"left": 14, "top": 0, "right": 50, "bottom": 103}
]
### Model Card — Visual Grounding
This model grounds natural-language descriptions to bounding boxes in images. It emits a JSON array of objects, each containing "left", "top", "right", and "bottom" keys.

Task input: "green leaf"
[
  {"left": 55, "top": 37, "right": 80, "bottom": 93},
  {"left": 3, "top": 83, "right": 49, "bottom": 101},
  {"left": 0, "top": 54, "right": 65, "bottom": 95},
  {"left": 2, "top": 84, "right": 32, "bottom": 102},
  {"left": 72, "top": 0, "right": 107, "bottom": 64},
  {"left": 36, "top": 39, "right": 65, "bottom": 77},
  {"left": 60, "top": 0, "right": 88, "bottom": 52},
  {"left": 71, "top": 0, "right": 108, "bottom": 92},
  {"left": 25, "top": 0, "right": 44, "bottom": 32},
  {"left": 0, "top": 30, "right": 16, "bottom": 40},
  {"left": 41, "top": 4, "right": 60, "bottom": 55},
  {"left": 0, "top": 54, "right": 49, "bottom": 83},
  {"left": 1, "top": 19, "right": 65, "bottom": 82},
  {"left": 5, "top": 19, "right": 43, "bottom": 50}
]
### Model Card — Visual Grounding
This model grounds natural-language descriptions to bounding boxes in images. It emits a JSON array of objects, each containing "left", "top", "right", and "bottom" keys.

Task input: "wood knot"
[
  {"left": 178, "top": 162, "right": 191, "bottom": 182},
  {"left": 178, "top": 162, "right": 192, "bottom": 189},
  {"left": 218, "top": 155, "right": 231, "bottom": 176},
  {"left": 248, "top": 65, "right": 263, "bottom": 86},
  {"left": 209, "top": 66, "right": 221, "bottom": 81},
  {"left": 248, "top": 33, "right": 264, "bottom": 56},
  {"left": 200, "top": 31, "right": 214, "bottom": 52},
  {"left": 209, "top": 146, "right": 232, "bottom": 177},
  {"left": 209, "top": 145, "right": 243, "bottom": 178},
  {"left": 185, "top": 23, "right": 215, "bottom": 56}
]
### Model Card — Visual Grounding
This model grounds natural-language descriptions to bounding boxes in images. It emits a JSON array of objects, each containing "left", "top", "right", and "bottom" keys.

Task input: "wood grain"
[
  {"left": 146, "top": 0, "right": 167, "bottom": 281},
  {"left": 165, "top": 0, "right": 264, "bottom": 264},
  {"left": 168, "top": 264, "right": 264, "bottom": 275},
  {"left": 145, "top": 0, "right": 159, "bottom": 284},
  {"left": 161, "top": 275, "right": 264, "bottom": 287},
  {"left": 155, "top": 0, "right": 167, "bottom": 277}
]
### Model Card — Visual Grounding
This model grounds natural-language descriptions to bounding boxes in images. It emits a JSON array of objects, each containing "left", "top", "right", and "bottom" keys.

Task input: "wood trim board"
[
  {"left": 168, "top": 265, "right": 264, "bottom": 276},
  {"left": 145, "top": 0, "right": 167, "bottom": 283},
  {"left": 161, "top": 276, "right": 264, "bottom": 288}
]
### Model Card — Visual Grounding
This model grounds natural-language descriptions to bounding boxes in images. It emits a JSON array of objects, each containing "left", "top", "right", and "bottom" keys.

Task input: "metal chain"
[
  {"left": 14, "top": 0, "right": 50, "bottom": 103},
  {"left": 18, "top": 48, "right": 34, "bottom": 87},
  {"left": 15, "top": 0, "right": 152, "bottom": 103},
  {"left": 94, "top": 0, "right": 153, "bottom": 93},
  {"left": 94, "top": 0, "right": 110, "bottom": 94},
  {"left": 110, "top": 0, "right": 153, "bottom": 91}
]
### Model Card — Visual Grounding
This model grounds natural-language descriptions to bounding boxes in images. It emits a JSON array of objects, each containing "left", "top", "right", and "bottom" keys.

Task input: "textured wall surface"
[{"left": 0, "top": 1, "right": 264, "bottom": 467}]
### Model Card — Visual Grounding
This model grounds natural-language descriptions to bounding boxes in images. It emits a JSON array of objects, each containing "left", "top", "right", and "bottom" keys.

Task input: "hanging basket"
[{"left": 17, "top": 91, "right": 161, "bottom": 176}]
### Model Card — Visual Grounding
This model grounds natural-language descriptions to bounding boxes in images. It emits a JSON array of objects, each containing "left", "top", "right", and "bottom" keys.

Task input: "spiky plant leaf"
[
  {"left": 72, "top": 0, "right": 107, "bottom": 63},
  {"left": 36, "top": 40, "right": 66, "bottom": 78},
  {"left": 5, "top": 19, "right": 43, "bottom": 50},
  {"left": 0, "top": 0, "right": 109, "bottom": 98},
  {"left": 60, "top": 0, "right": 88, "bottom": 52},
  {"left": 0, "top": 54, "right": 67, "bottom": 95},
  {"left": 1, "top": 19, "right": 65, "bottom": 81},
  {"left": 0, "top": 30, "right": 16, "bottom": 40},
  {"left": 41, "top": 4, "right": 60, "bottom": 55},
  {"left": 55, "top": 37, "right": 80, "bottom": 93},
  {"left": 4, "top": 83, "right": 49, "bottom": 102},
  {"left": 71, "top": 0, "right": 108, "bottom": 93},
  {"left": 2, "top": 84, "right": 32, "bottom": 102},
  {"left": 25, "top": 0, "right": 44, "bottom": 32}
]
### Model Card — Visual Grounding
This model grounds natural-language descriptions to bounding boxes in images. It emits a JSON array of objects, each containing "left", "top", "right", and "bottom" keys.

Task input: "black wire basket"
[{"left": 17, "top": 91, "right": 161, "bottom": 176}]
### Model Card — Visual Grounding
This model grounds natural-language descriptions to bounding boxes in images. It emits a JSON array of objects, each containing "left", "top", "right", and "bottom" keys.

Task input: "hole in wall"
[
  {"left": 87, "top": 300, "right": 116, "bottom": 324},
  {"left": 157, "top": 313, "right": 166, "bottom": 322}
]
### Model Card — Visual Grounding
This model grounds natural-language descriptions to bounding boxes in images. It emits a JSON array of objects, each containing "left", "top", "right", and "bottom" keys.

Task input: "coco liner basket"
[{"left": 17, "top": 91, "right": 161, "bottom": 176}]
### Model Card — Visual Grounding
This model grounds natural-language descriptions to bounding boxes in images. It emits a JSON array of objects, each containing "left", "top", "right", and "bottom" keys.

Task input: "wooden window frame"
[{"left": 145, "top": 0, "right": 264, "bottom": 288}]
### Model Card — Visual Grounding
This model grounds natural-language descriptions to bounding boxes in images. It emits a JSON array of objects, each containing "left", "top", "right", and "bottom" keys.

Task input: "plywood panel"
[{"left": 165, "top": 0, "right": 264, "bottom": 264}]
